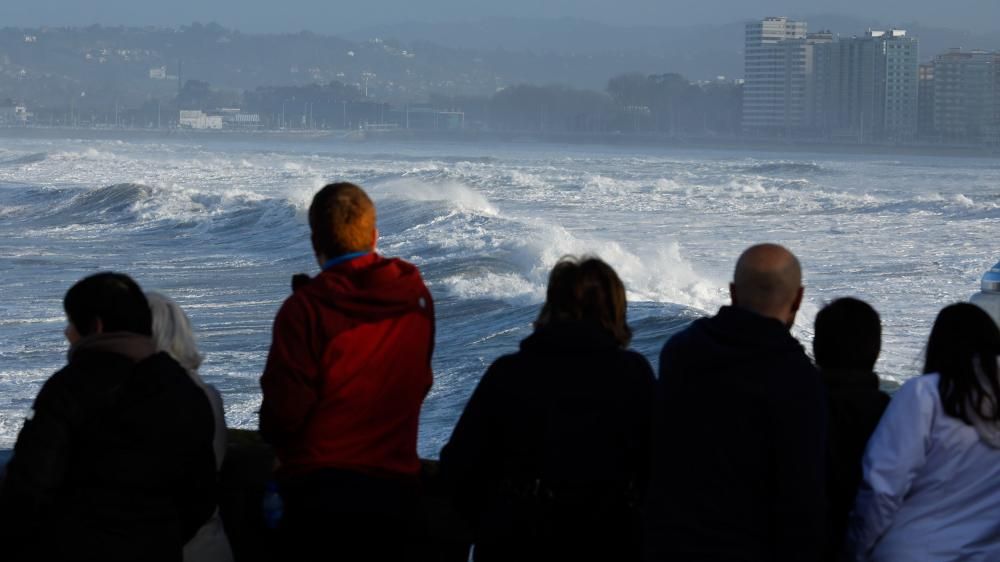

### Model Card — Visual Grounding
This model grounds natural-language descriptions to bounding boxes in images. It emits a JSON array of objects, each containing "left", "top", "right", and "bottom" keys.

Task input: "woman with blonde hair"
[
  {"left": 441, "top": 256, "right": 655, "bottom": 562},
  {"left": 147, "top": 292, "right": 234, "bottom": 562}
]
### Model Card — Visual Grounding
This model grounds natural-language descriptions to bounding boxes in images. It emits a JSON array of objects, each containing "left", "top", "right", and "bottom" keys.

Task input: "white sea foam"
[
  {"left": 374, "top": 178, "right": 499, "bottom": 215},
  {"left": 1, "top": 136, "right": 997, "bottom": 450}
]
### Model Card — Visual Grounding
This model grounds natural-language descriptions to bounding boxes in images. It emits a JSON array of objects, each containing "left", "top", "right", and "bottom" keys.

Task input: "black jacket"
[
  {"left": 440, "top": 321, "right": 656, "bottom": 562},
  {"left": 0, "top": 333, "right": 217, "bottom": 562},
  {"left": 821, "top": 367, "right": 889, "bottom": 557},
  {"left": 645, "top": 306, "right": 828, "bottom": 562}
]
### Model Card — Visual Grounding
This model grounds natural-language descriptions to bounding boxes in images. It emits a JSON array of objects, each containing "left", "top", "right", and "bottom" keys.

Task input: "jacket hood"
[
  {"left": 300, "top": 253, "right": 431, "bottom": 321},
  {"left": 969, "top": 355, "right": 1000, "bottom": 449},
  {"left": 67, "top": 331, "right": 158, "bottom": 363}
]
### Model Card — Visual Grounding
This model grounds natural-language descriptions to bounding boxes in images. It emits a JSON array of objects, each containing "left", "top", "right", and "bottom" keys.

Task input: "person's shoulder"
[
  {"left": 34, "top": 362, "right": 83, "bottom": 403},
  {"left": 134, "top": 352, "right": 204, "bottom": 394},
  {"left": 617, "top": 348, "right": 656, "bottom": 377},
  {"left": 660, "top": 316, "right": 707, "bottom": 354},
  {"left": 273, "top": 281, "right": 318, "bottom": 323},
  {"left": 896, "top": 373, "right": 939, "bottom": 401},
  {"left": 484, "top": 351, "right": 524, "bottom": 377}
]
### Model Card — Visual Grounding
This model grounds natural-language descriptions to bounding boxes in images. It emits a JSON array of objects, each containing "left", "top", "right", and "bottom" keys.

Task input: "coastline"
[{"left": 1, "top": 125, "right": 998, "bottom": 160}]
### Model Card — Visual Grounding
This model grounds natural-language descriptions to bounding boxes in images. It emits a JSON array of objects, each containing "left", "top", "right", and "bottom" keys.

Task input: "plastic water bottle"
[
  {"left": 971, "top": 260, "right": 1000, "bottom": 328},
  {"left": 262, "top": 480, "right": 284, "bottom": 529}
]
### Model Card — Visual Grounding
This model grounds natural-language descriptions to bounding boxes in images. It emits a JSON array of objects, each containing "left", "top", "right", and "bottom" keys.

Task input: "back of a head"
[
  {"left": 146, "top": 291, "right": 203, "bottom": 373},
  {"left": 925, "top": 302, "right": 1000, "bottom": 424},
  {"left": 64, "top": 272, "right": 152, "bottom": 337},
  {"left": 309, "top": 182, "right": 376, "bottom": 259},
  {"left": 814, "top": 297, "right": 882, "bottom": 372},
  {"left": 535, "top": 256, "right": 632, "bottom": 347},
  {"left": 732, "top": 243, "right": 803, "bottom": 319}
]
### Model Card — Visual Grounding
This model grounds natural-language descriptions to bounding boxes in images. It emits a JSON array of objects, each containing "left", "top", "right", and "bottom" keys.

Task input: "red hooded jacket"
[{"left": 259, "top": 253, "right": 434, "bottom": 478}]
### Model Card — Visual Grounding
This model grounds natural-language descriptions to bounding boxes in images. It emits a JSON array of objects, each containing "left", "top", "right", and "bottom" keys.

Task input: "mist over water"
[{"left": 0, "top": 135, "right": 996, "bottom": 456}]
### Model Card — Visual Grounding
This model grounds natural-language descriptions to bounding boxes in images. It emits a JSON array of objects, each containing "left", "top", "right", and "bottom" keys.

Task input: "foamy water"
[{"left": 0, "top": 135, "right": 997, "bottom": 456}]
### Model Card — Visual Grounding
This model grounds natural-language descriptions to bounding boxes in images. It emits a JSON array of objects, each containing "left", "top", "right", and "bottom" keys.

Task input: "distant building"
[
  {"left": 401, "top": 106, "right": 465, "bottom": 130},
  {"left": 218, "top": 108, "right": 262, "bottom": 130},
  {"left": 149, "top": 66, "right": 167, "bottom": 80},
  {"left": 178, "top": 110, "right": 223, "bottom": 130},
  {"left": 805, "top": 31, "right": 836, "bottom": 133},
  {"left": 742, "top": 17, "right": 808, "bottom": 135},
  {"left": 931, "top": 49, "right": 999, "bottom": 144},
  {"left": 812, "top": 29, "right": 919, "bottom": 141},
  {"left": 918, "top": 63, "right": 936, "bottom": 137},
  {"left": 0, "top": 104, "right": 33, "bottom": 125}
]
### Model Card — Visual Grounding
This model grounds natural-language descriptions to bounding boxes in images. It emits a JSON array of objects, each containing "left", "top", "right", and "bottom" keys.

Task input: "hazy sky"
[{"left": 1, "top": 0, "right": 996, "bottom": 33}]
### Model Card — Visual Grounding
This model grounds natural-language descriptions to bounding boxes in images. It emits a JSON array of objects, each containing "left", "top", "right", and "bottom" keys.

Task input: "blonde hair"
[{"left": 146, "top": 291, "right": 204, "bottom": 374}]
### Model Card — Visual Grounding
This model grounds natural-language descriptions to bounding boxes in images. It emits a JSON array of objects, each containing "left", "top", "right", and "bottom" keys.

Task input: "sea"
[{"left": 0, "top": 133, "right": 997, "bottom": 457}]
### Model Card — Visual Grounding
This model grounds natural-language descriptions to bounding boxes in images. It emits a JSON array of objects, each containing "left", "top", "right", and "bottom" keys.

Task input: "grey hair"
[{"left": 146, "top": 291, "right": 204, "bottom": 374}]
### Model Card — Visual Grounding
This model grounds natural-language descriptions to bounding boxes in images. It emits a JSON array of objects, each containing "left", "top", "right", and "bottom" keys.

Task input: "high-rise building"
[
  {"left": 810, "top": 29, "right": 919, "bottom": 141},
  {"left": 742, "top": 17, "right": 808, "bottom": 135},
  {"left": 918, "top": 63, "right": 935, "bottom": 137},
  {"left": 804, "top": 31, "right": 836, "bottom": 133},
  {"left": 931, "top": 49, "right": 999, "bottom": 143},
  {"left": 879, "top": 30, "right": 920, "bottom": 141}
]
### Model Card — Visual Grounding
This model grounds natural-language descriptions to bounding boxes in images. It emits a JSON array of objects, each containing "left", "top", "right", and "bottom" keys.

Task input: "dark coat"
[
  {"left": 821, "top": 367, "right": 889, "bottom": 557},
  {"left": 0, "top": 333, "right": 217, "bottom": 562},
  {"left": 440, "top": 321, "right": 656, "bottom": 562},
  {"left": 645, "top": 306, "right": 828, "bottom": 562}
]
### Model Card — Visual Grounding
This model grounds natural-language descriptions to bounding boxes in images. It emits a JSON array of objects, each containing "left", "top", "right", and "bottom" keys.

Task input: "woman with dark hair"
[
  {"left": 440, "top": 256, "right": 655, "bottom": 562},
  {"left": 847, "top": 303, "right": 1000, "bottom": 561}
]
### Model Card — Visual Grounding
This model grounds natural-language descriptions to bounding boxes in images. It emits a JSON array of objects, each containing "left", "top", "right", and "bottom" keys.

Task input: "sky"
[{"left": 0, "top": 0, "right": 997, "bottom": 34}]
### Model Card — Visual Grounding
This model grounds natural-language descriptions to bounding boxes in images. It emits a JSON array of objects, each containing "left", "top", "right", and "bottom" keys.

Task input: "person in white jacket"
[
  {"left": 847, "top": 302, "right": 1000, "bottom": 561},
  {"left": 147, "top": 292, "right": 235, "bottom": 562}
]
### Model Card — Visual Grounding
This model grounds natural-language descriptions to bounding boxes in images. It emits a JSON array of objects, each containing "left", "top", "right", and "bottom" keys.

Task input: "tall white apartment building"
[{"left": 742, "top": 17, "right": 808, "bottom": 134}]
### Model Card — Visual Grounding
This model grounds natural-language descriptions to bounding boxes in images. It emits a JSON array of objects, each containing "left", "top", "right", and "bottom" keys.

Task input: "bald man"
[
  {"left": 259, "top": 182, "right": 434, "bottom": 561},
  {"left": 644, "top": 244, "right": 827, "bottom": 562}
]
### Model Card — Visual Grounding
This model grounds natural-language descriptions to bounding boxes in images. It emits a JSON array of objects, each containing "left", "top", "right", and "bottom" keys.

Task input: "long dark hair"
[
  {"left": 924, "top": 303, "right": 1000, "bottom": 425},
  {"left": 535, "top": 256, "right": 632, "bottom": 347}
]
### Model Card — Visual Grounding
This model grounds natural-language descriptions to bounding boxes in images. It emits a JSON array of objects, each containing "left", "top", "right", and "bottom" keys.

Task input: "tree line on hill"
[{"left": 159, "top": 72, "right": 742, "bottom": 134}]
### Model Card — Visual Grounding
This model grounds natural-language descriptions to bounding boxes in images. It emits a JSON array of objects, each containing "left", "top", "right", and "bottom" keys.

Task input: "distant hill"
[
  {"left": 1, "top": 17, "right": 998, "bottom": 113},
  {"left": 348, "top": 15, "right": 1000, "bottom": 76}
]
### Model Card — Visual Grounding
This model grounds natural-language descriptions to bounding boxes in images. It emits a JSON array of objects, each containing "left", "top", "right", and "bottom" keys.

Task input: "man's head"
[
  {"left": 729, "top": 243, "right": 803, "bottom": 327},
  {"left": 308, "top": 182, "right": 377, "bottom": 264},
  {"left": 813, "top": 297, "right": 882, "bottom": 372},
  {"left": 63, "top": 272, "right": 152, "bottom": 343}
]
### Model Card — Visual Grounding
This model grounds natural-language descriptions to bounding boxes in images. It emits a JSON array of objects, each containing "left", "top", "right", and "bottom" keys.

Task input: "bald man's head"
[{"left": 730, "top": 244, "right": 804, "bottom": 327}]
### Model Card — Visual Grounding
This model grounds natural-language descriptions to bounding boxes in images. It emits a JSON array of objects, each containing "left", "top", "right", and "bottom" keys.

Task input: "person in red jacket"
[{"left": 259, "top": 182, "right": 434, "bottom": 562}]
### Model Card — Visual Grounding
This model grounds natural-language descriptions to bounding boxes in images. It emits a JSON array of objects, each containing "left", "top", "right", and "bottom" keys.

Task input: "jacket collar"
[
  {"left": 67, "top": 332, "right": 158, "bottom": 364},
  {"left": 520, "top": 321, "right": 620, "bottom": 354},
  {"left": 706, "top": 305, "right": 800, "bottom": 351}
]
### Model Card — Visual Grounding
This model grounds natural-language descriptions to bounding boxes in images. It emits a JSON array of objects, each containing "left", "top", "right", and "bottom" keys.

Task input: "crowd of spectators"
[{"left": 1, "top": 181, "right": 998, "bottom": 561}]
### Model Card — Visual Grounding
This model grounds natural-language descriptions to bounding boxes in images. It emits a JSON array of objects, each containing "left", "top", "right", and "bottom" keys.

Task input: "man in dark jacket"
[
  {"left": 645, "top": 244, "right": 828, "bottom": 562},
  {"left": 0, "top": 272, "right": 217, "bottom": 562},
  {"left": 259, "top": 182, "right": 434, "bottom": 561},
  {"left": 813, "top": 297, "right": 890, "bottom": 558}
]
